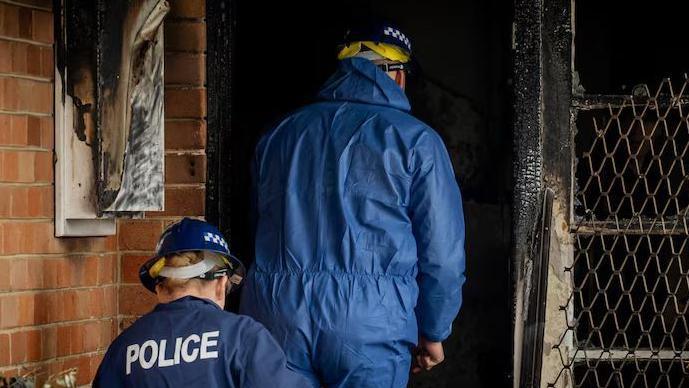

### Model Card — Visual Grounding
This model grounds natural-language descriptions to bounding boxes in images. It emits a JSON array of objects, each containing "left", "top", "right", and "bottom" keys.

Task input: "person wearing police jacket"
[
  {"left": 93, "top": 218, "right": 308, "bottom": 387},
  {"left": 239, "top": 19, "right": 466, "bottom": 388}
]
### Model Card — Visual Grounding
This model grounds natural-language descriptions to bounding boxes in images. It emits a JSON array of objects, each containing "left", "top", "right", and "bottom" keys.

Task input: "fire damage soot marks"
[
  {"left": 98, "top": 0, "right": 168, "bottom": 213},
  {"left": 61, "top": 0, "right": 168, "bottom": 216}
]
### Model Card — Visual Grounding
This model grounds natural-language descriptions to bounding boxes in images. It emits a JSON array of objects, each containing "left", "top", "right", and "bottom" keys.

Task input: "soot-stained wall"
[{"left": 230, "top": 1, "right": 513, "bottom": 386}]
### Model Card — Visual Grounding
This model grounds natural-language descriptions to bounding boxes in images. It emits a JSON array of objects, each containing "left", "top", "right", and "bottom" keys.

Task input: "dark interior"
[
  {"left": 228, "top": 1, "right": 514, "bottom": 386},
  {"left": 574, "top": 0, "right": 689, "bottom": 95}
]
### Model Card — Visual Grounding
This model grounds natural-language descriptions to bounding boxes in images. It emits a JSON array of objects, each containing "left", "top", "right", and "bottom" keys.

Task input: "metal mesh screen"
[{"left": 549, "top": 78, "right": 689, "bottom": 387}]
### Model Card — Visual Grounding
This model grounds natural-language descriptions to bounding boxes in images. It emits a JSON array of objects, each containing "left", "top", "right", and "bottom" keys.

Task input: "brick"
[
  {"left": 88, "top": 287, "right": 107, "bottom": 318},
  {"left": 149, "top": 186, "right": 205, "bottom": 217},
  {"left": 26, "top": 44, "right": 41, "bottom": 76},
  {"left": 0, "top": 221, "right": 116, "bottom": 255},
  {"left": 0, "top": 76, "right": 52, "bottom": 113},
  {"left": 119, "top": 285, "right": 157, "bottom": 316},
  {"left": 168, "top": 0, "right": 205, "bottom": 18},
  {"left": 9, "top": 331, "right": 27, "bottom": 364},
  {"left": 0, "top": 4, "right": 53, "bottom": 43},
  {"left": 0, "top": 333, "right": 9, "bottom": 366},
  {"left": 0, "top": 260, "right": 8, "bottom": 291},
  {"left": 17, "top": 7, "right": 32, "bottom": 40},
  {"left": 19, "top": 7, "right": 33, "bottom": 39},
  {"left": 97, "top": 254, "right": 117, "bottom": 285},
  {"left": 62, "top": 290, "right": 78, "bottom": 321},
  {"left": 165, "top": 88, "right": 206, "bottom": 118},
  {"left": 1, "top": 221, "right": 48, "bottom": 253},
  {"left": 121, "top": 254, "right": 150, "bottom": 284},
  {"left": 165, "top": 120, "right": 206, "bottom": 150},
  {"left": 72, "top": 288, "right": 90, "bottom": 319},
  {"left": 0, "top": 4, "right": 20, "bottom": 38},
  {"left": 9, "top": 258, "right": 29, "bottom": 290},
  {"left": 33, "top": 150, "right": 53, "bottom": 182},
  {"left": 118, "top": 219, "right": 163, "bottom": 251},
  {"left": 10, "top": 329, "right": 42, "bottom": 363},
  {"left": 11, "top": 40, "right": 27, "bottom": 74},
  {"left": 103, "top": 285, "right": 117, "bottom": 317},
  {"left": 40, "top": 45, "right": 52, "bottom": 78},
  {"left": 0, "top": 187, "right": 9, "bottom": 217},
  {"left": 0, "top": 294, "right": 19, "bottom": 328},
  {"left": 10, "top": 187, "right": 29, "bottom": 218},
  {"left": 16, "top": 151, "right": 33, "bottom": 181},
  {"left": 56, "top": 259, "right": 72, "bottom": 288},
  {"left": 165, "top": 53, "right": 205, "bottom": 85},
  {"left": 69, "top": 323, "right": 84, "bottom": 354},
  {"left": 165, "top": 153, "right": 206, "bottom": 183},
  {"left": 80, "top": 255, "right": 100, "bottom": 287},
  {"left": 0, "top": 151, "right": 18, "bottom": 181},
  {"left": 25, "top": 186, "right": 53, "bottom": 217},
  {"left": 0, "top": 41, "right": 10, "bottom": 72},
  {"left": 27, "top": 116, "right": 41, "bottom": 146},
  {"left": 39, "top": 116, "right": 53, "bottom": 148},
  {"left": 0, "top": 150, "right": 52, "bottom": 182},
  {"left": 56, "top": 325, "right": 69, "bottom": 357},
  {"left": 50, "top": 256, "right": 90, "bottom": 289},
  {"left": 0, "top": 115, "right": 10, "bottom": 144},
  {"left": 0, "top": 114, "right": 52, "bottom": 148},
  {"left": 31, "top": 10, "right": 52, "bottom": 43},
  {"left": 83, "top": 321, "right": 100, "bottom": 352},
  {"left": 26, "top": 258, "right": 44, "bottom": 289},
  {"left": 26, "top": 328, "right": 41, "bottom": 362},
  {"left": 56, "top": 258, "right": 74, "bottom": 288},
  {"left": 42, "top": 258, "right": 58, "bottom": 288},
  {"left": 17, "top": 292, "right": 34, "bottom": 325},
  {"left": 100, "top": 319, "right": 116, "bottom": 349},
  {"left": 164, "top": 21, "right": 205, "bottom": 52},
  {"left": 41, "top": 325, "right": 56, "bottom": 359}
]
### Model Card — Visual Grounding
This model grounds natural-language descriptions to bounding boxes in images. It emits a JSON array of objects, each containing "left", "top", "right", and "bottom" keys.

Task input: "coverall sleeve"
[
  {"left": 409, "top": 130, "right": 466, "bottom": 342},
  {"left": 237, "top": 323, "right": 310, "bottom": 388},
  {"left": 249, "top": 153, "right": 259, "bottom": 241}
]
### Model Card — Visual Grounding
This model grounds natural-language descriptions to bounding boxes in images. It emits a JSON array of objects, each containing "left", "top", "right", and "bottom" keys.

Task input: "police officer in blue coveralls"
[
  {"left": 93, "top": 218, "right": 308, "bottom": 387},
  {"left": 239, "top": 21, "right": 467, "bottom": 387}
]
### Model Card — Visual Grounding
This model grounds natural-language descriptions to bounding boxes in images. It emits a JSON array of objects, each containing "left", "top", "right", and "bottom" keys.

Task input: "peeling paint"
[{"left": 98, "top": 0, "right": 169, "bottom": 212}]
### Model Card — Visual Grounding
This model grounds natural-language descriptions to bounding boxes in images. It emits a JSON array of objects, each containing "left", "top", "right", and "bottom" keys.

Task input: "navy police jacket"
[{"left": 93, "top": 296, "right": 307, "bottom": 387}]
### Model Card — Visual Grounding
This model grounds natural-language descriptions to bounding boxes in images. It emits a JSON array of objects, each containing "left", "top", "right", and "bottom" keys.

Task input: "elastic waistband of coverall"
[{"left": 249, "top": 269, "right": 418, "bottom": 282}]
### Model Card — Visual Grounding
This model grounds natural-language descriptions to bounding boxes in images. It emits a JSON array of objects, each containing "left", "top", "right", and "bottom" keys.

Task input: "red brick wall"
[{"left": 0, "top": 0, "right": 207, "bottom": 384}]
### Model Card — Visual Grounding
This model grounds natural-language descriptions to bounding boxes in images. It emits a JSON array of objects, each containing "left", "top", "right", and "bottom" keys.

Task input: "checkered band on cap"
[
  {"left": 383, "top": 26, "right": 411, "bottom": 51},
  {"left": 204, "top": 232, "right": 229, "bottom": 250}
]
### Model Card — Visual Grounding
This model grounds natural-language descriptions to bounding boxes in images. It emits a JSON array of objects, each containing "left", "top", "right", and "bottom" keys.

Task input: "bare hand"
[{"left": 411, "top": 337, "right": 444, "bottom": 373}]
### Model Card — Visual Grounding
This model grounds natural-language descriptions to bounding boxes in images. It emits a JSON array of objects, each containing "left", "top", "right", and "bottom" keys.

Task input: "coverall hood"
[{"left": 318, "top": 57, "right": 411, "bottom": 112}]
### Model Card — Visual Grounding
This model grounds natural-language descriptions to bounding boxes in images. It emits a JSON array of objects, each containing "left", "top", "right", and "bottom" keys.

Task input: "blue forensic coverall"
[
  {"left": 93, "top": 296, "right": 307, "bottom": 388},
  {"left": 240, "top": 57, "right": 466, "bottom": 387}
]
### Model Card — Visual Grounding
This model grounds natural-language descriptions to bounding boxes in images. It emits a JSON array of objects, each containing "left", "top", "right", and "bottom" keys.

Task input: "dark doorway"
[{"left": 208, "top": 0, "right": 514, "bottom": 386}]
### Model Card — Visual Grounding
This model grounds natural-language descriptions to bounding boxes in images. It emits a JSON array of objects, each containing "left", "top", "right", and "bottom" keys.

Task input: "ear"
[
  {"left": 395, "top": 70, "right": 406, "bottom": 90},
  {"left": 215, "top": 276, "right": 229, "bottom": 298}
]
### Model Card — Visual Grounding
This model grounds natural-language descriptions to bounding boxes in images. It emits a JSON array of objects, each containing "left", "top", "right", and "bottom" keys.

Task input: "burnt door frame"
[
  {"left": 206, "top": 0, "right": 247, "bottom": 311},
  {"left": 512, "top": 0, "right": 573, "bottom": 385},
  {"left": 206, "top": 0, "right": 234, "bottom": 237}
]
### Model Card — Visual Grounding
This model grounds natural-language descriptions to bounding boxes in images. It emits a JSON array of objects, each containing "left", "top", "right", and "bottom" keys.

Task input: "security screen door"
[
  {"left": 547, "top": 79, "right": 689, "bottom": 388},
  {"left": 538, "top": 1, "right": 689, "bottom": 386}
]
